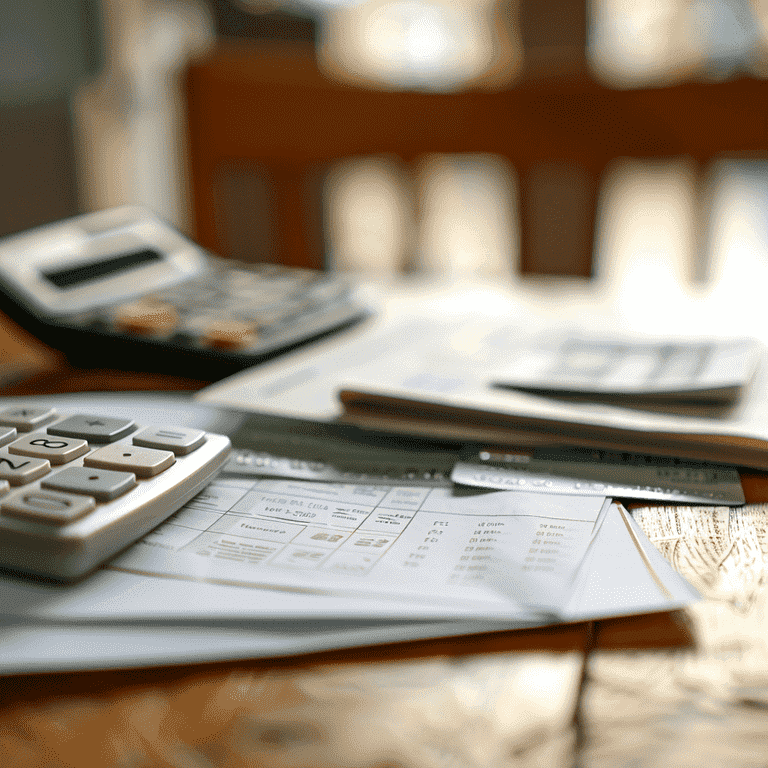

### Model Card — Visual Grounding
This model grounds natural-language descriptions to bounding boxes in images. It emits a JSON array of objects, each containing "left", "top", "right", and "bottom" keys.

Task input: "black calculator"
[{"left": 0, "top": 207, "right": 369, "bottom": 380}]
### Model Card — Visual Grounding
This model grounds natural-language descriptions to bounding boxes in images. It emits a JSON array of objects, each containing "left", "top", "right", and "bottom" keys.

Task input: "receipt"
[{"left": 110, "top": 475, "right": 609, "bottom": 614}]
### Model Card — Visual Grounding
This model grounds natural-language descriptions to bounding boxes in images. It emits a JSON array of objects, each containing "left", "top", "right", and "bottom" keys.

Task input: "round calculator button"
[{"left": 2, "top": 490, "right": 96, "bottom": 525}]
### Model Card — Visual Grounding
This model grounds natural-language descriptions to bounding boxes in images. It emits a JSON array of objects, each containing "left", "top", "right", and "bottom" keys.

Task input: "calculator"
[
  {"left": 0, "top": 405, "right": 231, "bottom": 580},
  {"left": 0, "top": 206, "right": 369, "bottom": 379}
]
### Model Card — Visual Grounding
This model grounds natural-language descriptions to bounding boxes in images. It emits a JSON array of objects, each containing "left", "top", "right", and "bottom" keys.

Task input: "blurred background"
[{"left": 2, "top": 0, "right": 768, "bottom": 310}]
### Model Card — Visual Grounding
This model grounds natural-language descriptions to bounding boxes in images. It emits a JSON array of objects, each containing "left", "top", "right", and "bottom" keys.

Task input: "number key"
[
  {"left": 9, "top": 434, "right": 89, "bottom": 464},
  {"left": 0, "top": 450, "right": 51, "bottom": 485},
  {"left": 2, "top": 489, "right": 96, "bottom": 525}
]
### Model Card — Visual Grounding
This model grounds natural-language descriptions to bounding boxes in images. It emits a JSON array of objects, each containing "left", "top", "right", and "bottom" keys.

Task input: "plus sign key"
[{"left": 47, "top": 415, "right": 137, "bottom": 443}]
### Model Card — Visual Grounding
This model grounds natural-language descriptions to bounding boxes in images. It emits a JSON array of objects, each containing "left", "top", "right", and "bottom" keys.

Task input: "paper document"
[
  {"left": 110, "top": 475, "right": 609, "bottom": 613},
  {"left": 197, "top": 285, "right": 768, "bottom": 469},
  {"left": 223, "top": 433, "right": 744, "bottom": 504},
  {"left": 496, "top": 333, "right": 759, "bottom": 403},
  {"left": 0, "top": 501, "right": 698, "bottom": 674},
  {"left": 0, "top": 503, "right": 694, "bottom": 625},
  {"left": 199, "top": 312, "right": 473, "bottom": 422}
]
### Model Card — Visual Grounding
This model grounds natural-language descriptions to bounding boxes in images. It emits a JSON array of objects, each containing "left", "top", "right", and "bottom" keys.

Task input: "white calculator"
[{"left": 0, "top": 405, "right": 231, "bottom": 580}]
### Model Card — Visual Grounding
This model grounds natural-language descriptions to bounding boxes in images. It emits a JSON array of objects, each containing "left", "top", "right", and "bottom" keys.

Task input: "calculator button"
[
  {"left": 48, "top": 415, "right": 137, "bottom": 443},
  {"left": 0, "top": 452, "right": 51, "bottom": 485},
  {"left": 85, "top": 444, "right": 175, "bottom": 478},
  {"left": 9, "top": 434, "right": 89, "bottom": 464},
  {"left": 132, "top": 426, "right": 206, "bottom": 455},
  {"left": 201, "top": 319, "right": 258, "bottom": 350},
  {"left": 0, "top": 427, "right": 17, "bottom": 447},
  {"left": 113, "top": 300, "right": 178, "bottom": 336},
  {"left": 42, "top": 467, "right": 137, "bottom": 501},
  {"left": 2, "top": 490, "right": 96, "bottom": 525},
  {"left": 0, "top": 407, "right": 57, "bottom": 431},
  {"left": 0, "top": 480, "right": 10, "bottom": 496}
]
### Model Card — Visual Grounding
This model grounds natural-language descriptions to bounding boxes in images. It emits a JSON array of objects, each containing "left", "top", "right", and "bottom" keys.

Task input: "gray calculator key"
[
  {"left": 2, "top": 489, "right": 96, "bottom": 525},
  {"left": 132, "top": 426, "right": 206, "bottom": 455},
  {"left": 48, "top": 415, "right": 137, "bottom": 443},
  {"left": 85, "top": 443, "right": 175, "bottom": 477},
  {"left": 0, "top": 451, "right": 51, "bottom": 485},
  {"left": 42, "top": 467, "right": 137, "bottom": 501},
  {"left": 9, "top": 434, "right": 89, "bottom": 464},
  {"left": 0, "top": 407, "right": 57, "bottom": 431}
]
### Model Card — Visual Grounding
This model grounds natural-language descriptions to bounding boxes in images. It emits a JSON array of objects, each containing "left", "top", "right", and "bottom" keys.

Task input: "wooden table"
[{"left": 2, "top": 312, "right": 768, "bottom": 767}]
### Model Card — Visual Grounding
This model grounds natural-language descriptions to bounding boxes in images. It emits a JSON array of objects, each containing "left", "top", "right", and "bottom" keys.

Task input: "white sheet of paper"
[
  {"left": 108, "top": 476, "right": 609, "bottom": 613},
  {"left": 0, "top": 503, "right": 698, "bottom": 674}
]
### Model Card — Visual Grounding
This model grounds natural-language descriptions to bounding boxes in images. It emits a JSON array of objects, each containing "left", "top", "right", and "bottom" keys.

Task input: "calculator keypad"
[
  {"left": 104, "top": 261, "right": 357, "bottom": 355},
  {"left": 0, "top": 406, "right": 232, "bottom": 580},
  {"left": 112, "top": 301, "right": 179, "bottom": 336}
]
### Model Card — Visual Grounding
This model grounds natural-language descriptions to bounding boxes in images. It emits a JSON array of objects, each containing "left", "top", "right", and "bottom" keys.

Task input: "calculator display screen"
[{"left": 42, "top": 249, "right": 163, "bottom": 289}]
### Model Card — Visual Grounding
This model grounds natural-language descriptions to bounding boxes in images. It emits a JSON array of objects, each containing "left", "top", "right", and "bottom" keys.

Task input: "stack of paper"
[
  {"left": 197, "top": 284, "right": 768, "bottom": 469},
  {"left": 0, "top": 394, "right": 698, "bottom": 675}
]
